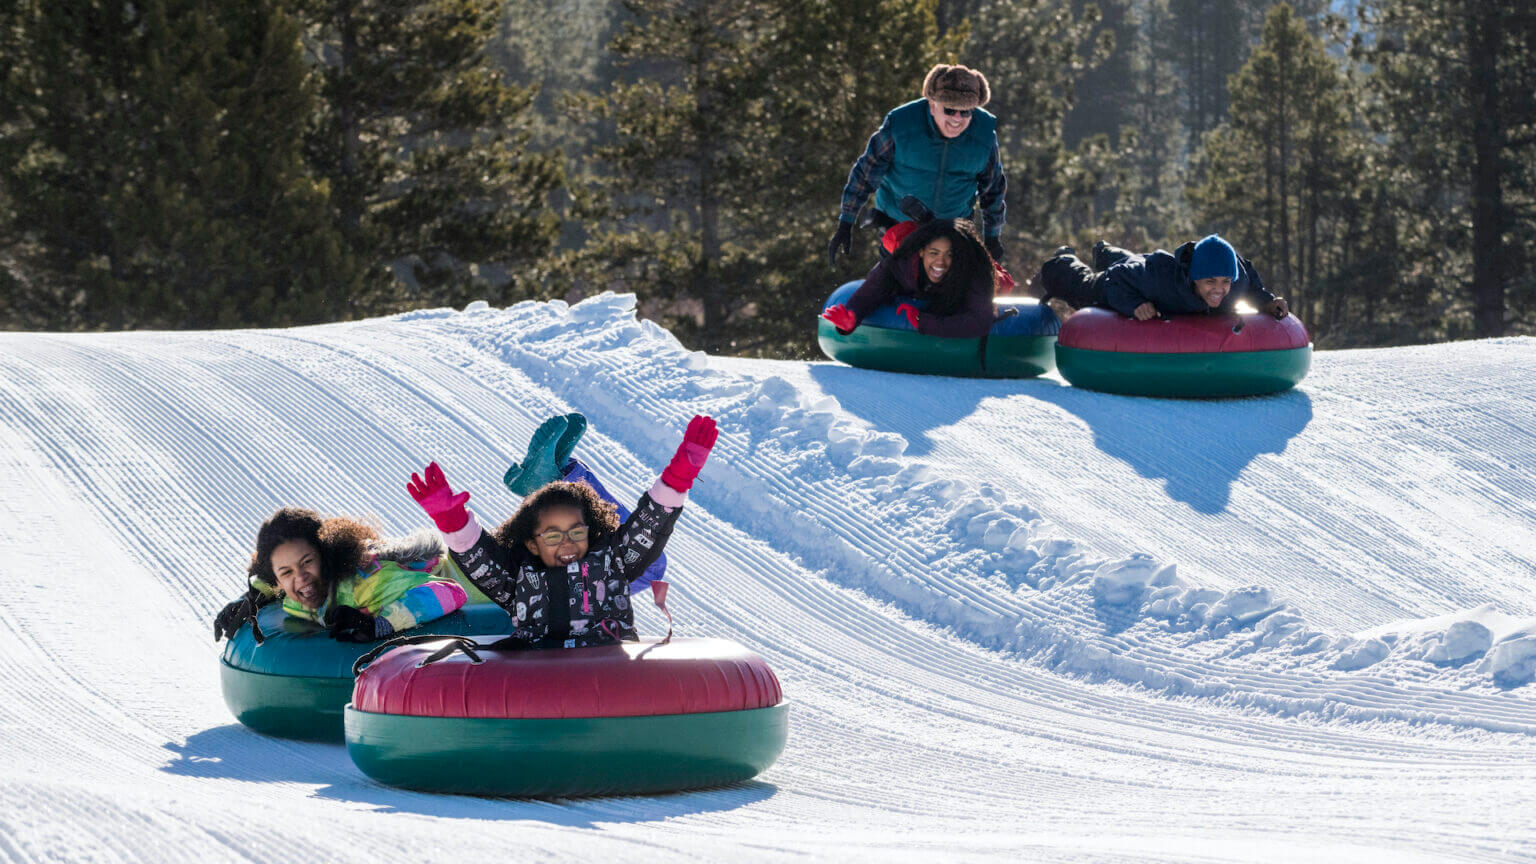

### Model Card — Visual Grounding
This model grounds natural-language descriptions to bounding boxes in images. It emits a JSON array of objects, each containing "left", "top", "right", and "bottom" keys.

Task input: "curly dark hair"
[
  {"left": 892, "top": 218, "right": 996, "bottom": 316},
  {"left": 247, "top": 506, "right": 379, "bottom": 594},
  {"left": 493, "top": 481, "right": 620, "bottom": 552}
]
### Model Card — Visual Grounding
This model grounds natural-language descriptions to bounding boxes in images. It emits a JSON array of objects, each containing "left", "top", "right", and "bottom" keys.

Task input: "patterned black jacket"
[{"left": 448, "top": 493, "right": 682, "bottom": 647}]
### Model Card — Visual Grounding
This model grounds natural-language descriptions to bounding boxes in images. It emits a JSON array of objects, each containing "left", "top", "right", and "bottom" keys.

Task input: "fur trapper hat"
[{"left": 922, "top": 64, "right": 990, "bottom": 110}]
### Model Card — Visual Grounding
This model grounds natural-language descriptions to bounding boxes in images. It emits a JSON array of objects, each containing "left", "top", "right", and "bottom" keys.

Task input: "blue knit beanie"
[{"left": 1189, "top": 234, "right": 1239, "bottom": 281}]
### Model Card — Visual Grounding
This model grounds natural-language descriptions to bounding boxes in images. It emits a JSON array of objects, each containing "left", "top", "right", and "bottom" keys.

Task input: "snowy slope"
[{"left": 1, "top": 294, "right": 1534, "bottom": 862}]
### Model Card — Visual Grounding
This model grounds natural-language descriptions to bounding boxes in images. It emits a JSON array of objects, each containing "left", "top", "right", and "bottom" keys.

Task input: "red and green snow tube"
[
  {"left": 817, "top": 280, "right": 1060, "bottom": 378},
  {"left": 345, "top": 636, "right": 788, "bottom": 797},
  {"left": 1054, "top": 307, "right": 1312, "bottom": 397}
]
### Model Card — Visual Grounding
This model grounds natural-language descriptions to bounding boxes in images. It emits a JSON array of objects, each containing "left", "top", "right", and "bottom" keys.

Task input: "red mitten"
[
  {"left": 995, "top": 262, "right": 1016, "bottom": 295},
  {"left": 660, "top": 415, "right": 718, "bottom": 493},
  {"left": 821, "top": 304, "right": 857, "bottom": 335},
  {"left": 896, "top": 303, "right": 920, "bottom": 330},
  {"left": 406, "top": 462, "right": 470, "bottom": 533}
]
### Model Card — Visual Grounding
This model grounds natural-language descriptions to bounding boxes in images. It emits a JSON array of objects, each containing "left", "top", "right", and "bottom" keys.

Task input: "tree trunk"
[
  {"left": 1277, "top": 28, "right": 1293, "bottom": 313},
  {"left": 690, "top": 1, "right": 725, "bottom": 353},
  {"left": 337, "top": 0, "right": 362, "bottom": 237},
  {"left": 1466, "top": 0, "right": 1506, "bottom": 338}
]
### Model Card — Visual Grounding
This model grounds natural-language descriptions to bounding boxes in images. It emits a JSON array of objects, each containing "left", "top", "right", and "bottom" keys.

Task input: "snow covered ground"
[{"left": 1, "top": 293, "right": 1533, "bottom": 862}]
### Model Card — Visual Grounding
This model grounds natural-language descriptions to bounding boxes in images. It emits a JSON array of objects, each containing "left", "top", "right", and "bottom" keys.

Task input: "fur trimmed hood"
[{"left": 371, "top": 528, "right": 448, "bottom": 564}]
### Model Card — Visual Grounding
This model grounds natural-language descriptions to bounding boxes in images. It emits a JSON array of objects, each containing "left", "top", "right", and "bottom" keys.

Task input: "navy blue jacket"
[{"left": 1101, "top": 240, "right": 1275, "bottom": 317}]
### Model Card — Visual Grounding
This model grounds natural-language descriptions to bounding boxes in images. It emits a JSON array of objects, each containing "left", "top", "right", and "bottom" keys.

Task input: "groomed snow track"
[{"left": 0, "top": 294, "right": 1533, "bottom": 862}]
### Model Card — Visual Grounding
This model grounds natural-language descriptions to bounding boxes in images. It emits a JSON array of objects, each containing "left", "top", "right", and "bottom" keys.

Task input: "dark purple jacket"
[{"left": 846, "top": 254, "right": 995, "bottom": 338}]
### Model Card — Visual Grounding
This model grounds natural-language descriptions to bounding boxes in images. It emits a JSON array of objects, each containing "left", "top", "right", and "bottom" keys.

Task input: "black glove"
[
  {"left": 827, "top": 221, "right": 853, "bottom": 266},
  {"left": 897, "top": 194, "right": 935, "bottom": 223},
  {"left": 213, "top": 588, "right": 277, "bottom": 642},
  {"left": 325, "top": 604, "right": 381, "bottom": 643},
  {"left": 984, "top": 235, "right": 1005, "bottom": 265}
]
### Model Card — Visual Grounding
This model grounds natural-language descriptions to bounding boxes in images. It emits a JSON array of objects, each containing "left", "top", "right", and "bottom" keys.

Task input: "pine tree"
[
  {"left": 1357, "top": 0, "right": 1536, "bottom": 338},
  {"left": 0, "top": 0, "right": 354, "bottom": 329},
  {"left": 1189, "top": 3, "right": 1356, "bottom": 329},
  {"left": 570, "top": 0, "right": 959, "bottom": 356},
  {"left": 295, "top": 0, "right": 564, "bottom": 309},
  {"left": 953, "top": 0, "right": 1114, "bottom": 262}
]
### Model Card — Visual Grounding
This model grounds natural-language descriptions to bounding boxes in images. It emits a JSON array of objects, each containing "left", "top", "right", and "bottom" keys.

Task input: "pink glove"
[
  {"left": 407, "top": 462, "right": 470, "bottom": 533},
  {"left": 660, "top": 415, "right": 718, "bottom": 493},
  {"left": 821, "top": 304, "right": 857, "bottom": 335},
  {"left": 896, "top": 303, "right": 920, "bottom": 329}
]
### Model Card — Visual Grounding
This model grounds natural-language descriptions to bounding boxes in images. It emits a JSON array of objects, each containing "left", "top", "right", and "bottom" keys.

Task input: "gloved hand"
[
  {"left": 1263, "top": 297, "right": 1290, "bottom": 319},
  {"left": 821, "top": 304, "right": 857, "bottom": 335},
  {"left": 325, "top": 604, "right": 382, "bottom": 643},
  {"left": 407, "top": 461, "right": 471, "bottom": 533},
  {"left": 827, "top": 222, "right": 854, "bottom": 266},
  {"left": 994, "top": 262, "right": 1016, "bottom": 295},
  {"left": 984, "top": 235, "right": 1005, "bottom": 265},
  {"left": 213, "top": 588, "right": 277, "bottom": 642},
  {"left": 896, "top": 303, "right": 920, "bottom": 330},
  {"left": 660, "top": 415, "right": 719, "bottom": 493}
]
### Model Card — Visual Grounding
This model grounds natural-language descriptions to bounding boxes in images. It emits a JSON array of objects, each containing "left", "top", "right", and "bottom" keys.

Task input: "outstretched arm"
[
  {"left": 607, "top": 416, "right": 718, "bottom": 583},
  {"left": 408, "top": 461, "right": 529, "bottom": 614},
  {"left": 977, "top": 137, "right": 1007, "bottom": 240},
  {"left": 369, "top": 580, "right": 468, "bottom": 636},
  {"left": 839, "top": 120, "right": 896, "bottom": 226}
]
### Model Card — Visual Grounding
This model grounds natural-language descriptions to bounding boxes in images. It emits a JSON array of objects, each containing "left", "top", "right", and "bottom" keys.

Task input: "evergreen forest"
[{"left": 2, "top": 0, "right": 1532, "bottom": 356}]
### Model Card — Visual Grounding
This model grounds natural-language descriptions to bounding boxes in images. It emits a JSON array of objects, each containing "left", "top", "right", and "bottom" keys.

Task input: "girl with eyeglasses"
[{"left": 406, "top": 415, "right": 718, "bottom": 649}]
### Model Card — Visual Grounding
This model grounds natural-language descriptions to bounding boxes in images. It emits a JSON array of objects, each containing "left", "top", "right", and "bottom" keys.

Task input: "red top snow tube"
[
  {"left": 1054, "top": 307, "right": 1312, "bottom": 397},
  {"left": 344, "top": 637, "right": 788, "bottom": 796}
]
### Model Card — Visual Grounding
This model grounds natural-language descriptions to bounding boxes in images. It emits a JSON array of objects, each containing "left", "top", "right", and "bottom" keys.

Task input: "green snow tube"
[
  {"left": 818, "top": 280, "right": 1060, "bottom": 378},
  {"left": 1054, "top": 307, "right": 1312, "bottom": 397},
  {"left": 219, "top": 602, "right": 512, "bottom": 741},
  {"left": 345, "top": 636, "right": 788, "bottom": 797}
]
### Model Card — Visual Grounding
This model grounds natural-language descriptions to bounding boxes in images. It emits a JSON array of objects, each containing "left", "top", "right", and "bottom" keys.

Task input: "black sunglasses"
[{"left": 941, "top": 106, "right": 973, "bottom": 118}]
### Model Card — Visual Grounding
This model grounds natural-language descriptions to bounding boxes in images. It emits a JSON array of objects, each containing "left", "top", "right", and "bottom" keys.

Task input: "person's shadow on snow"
[
  {"left": 162, "top": 724, "right": 777, "bottom": 825},
  {"left": 809, "top": 360, "right": 1312, "bottom": 514},
  {"left": 1029, "top": 386, "right": 1314, "bottom": 513},
  {"left": 808, "top": 363, "right": 1017, "bottom": 458}
]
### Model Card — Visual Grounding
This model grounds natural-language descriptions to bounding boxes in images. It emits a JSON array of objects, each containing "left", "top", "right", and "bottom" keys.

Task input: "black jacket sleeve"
[
  {"left": 1233, "top": 255, "right": 1276, "bottom": 307},
  {"left": 449, "top": 528, "right": 529, "bottom": 612},
  {"left": 605, "top": 494, "right": 684, "bottom": 584}
]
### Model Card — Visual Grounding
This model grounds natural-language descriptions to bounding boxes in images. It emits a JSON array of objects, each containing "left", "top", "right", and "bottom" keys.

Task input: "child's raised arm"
[
  {"left": 607, "top": 416, "right": 719, "bottom": 582},
  {"left": 407, "top": 461, "right": 528, "bottom": 610}
]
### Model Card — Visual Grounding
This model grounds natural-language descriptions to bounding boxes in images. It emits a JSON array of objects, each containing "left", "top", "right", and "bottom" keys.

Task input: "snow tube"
[
  {"left": 345, "top": 637, "right": 788, "bottom": 797},
  {"left": 818, "top": 280, "right": 1059, "bottom": 378},
  {"left": 1054, "top": 307, "right": 1312, "bottom": 397},
  {"left": 219, "top": 602, "right": 512, "bottom": 741}
]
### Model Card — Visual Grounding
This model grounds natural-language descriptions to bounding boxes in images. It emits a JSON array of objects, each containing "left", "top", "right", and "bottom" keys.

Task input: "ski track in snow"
[{"left": 0, "top": 294, "right": 1533, "bottom": 862}]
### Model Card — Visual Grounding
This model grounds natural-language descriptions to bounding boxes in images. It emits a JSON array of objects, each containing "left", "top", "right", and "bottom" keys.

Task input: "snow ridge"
[{"left": 427, "top": 293, "right": 1536, "bottom": 732}]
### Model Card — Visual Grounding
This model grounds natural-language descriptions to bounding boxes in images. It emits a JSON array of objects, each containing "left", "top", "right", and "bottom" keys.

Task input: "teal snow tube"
[
  {"left": 818, "top": 280, "right": 1060, "bottom": 378},
  {"left": 220, "top": 602, "right": 512, "bottom": 741},
  {"left": 1054, "top": 307, "right": 1312, "bottom": 398},
  {"left": 345, "top": 637, "right": 788, "bottom": 796}
]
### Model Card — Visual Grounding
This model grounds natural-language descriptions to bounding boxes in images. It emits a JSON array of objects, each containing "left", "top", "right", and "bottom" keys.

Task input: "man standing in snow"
[{"left": 828, "top": 64, "right": 1008, "bottom": 268}]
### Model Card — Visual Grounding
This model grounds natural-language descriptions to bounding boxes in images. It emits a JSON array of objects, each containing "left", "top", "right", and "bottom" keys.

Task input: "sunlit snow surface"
[{"left": 1, "top": 293, "right": 1533, "bottom": 862}]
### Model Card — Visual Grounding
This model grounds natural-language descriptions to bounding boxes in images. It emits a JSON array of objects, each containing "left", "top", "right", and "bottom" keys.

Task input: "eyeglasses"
[
  {"left": 537, "top": 526, "right": 588, "bottom": 547},
  {"left": 941, "top": 107, "right": 973, "bottom": 118}
]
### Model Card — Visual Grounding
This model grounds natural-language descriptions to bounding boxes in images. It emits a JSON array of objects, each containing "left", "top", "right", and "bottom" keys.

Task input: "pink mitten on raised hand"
[
  {"left": 406, "top": 462, "right": 470, "bottom": 533},
  {"left": 660, "top": 415, "right": 718, "bottom": 493},
  {"left": 821, "top": 304, "right": 857, "bottom": 335}
]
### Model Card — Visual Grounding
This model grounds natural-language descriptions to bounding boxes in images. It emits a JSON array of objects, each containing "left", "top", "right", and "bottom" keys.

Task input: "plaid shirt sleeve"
[
  {"left": 977, "top": 135, "right": 1007, "bottom": 238},
  {"left": 839, "top": 119, "right": 896, "bottom": 224}
]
